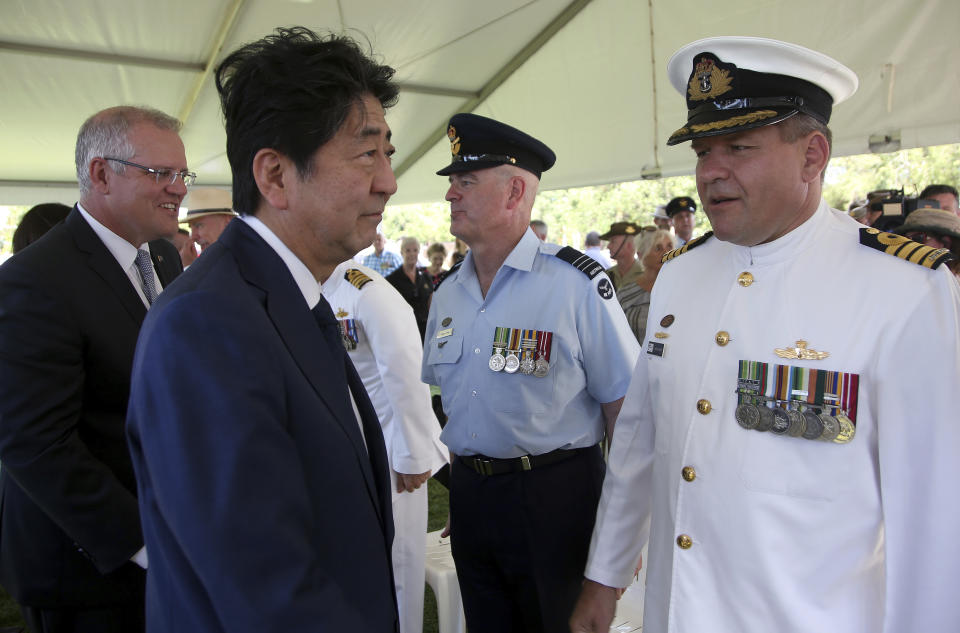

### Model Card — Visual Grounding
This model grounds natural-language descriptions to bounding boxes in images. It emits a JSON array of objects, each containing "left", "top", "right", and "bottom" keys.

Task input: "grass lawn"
[{"left": 0, "top": 478, "right": 451, "bottom": 633}]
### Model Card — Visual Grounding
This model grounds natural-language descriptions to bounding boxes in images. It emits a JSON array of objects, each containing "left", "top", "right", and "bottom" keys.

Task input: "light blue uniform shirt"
[{"left": 421, "top": 229, "right": 640, "bottom": 458}]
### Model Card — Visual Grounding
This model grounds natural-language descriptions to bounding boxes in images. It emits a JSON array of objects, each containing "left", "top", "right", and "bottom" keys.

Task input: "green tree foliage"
[{"left": 1, "top": 144, "right": 957, "bottom": 257}]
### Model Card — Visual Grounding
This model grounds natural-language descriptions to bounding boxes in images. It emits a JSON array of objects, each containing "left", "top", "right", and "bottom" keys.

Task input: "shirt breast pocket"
[{"left": 426, "top": 334, "right": 463, "bottom": 366}]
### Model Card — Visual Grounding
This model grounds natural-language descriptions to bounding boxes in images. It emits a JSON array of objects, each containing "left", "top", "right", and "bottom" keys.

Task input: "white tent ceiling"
[{"left": 1, "top": 0, "right": 958, "bottom": 208}]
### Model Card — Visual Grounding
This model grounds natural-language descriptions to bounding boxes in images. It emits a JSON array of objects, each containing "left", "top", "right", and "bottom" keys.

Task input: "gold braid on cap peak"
[{"left": 688, "top": 110, "right": 779, "bottom": 133}]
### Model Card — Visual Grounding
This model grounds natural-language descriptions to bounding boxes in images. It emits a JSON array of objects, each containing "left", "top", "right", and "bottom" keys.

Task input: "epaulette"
[
  {"left": 345, "top": 268, "right": 373, "bottom": 290},
  {"left": 434, "top": 260, "right": 462, "bottom": 290},
  {"left": 661, "top": 232, "right": 713, "bottom": 264},
  {"left": 555, "top": 246, "right": 605, "bottom": 279},
  {"left": 859, "top": 227, "right": 955, "bottom": 270}
]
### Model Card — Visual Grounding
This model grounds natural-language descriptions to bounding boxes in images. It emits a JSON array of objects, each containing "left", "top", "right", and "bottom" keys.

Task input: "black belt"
[{"left": 459, "top": 447, "right": 589, "bottom": 476}]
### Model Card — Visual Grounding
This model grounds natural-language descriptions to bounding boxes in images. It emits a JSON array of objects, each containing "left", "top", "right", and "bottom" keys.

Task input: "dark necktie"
[{"left": 312, "top": 295, "right": 392, "bottom": 529}]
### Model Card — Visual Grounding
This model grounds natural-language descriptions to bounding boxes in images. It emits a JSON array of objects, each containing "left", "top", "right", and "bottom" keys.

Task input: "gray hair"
[
  {"left": 75, "top": 106, "right": 181, "bottom": 196},
  {"left": 400, "top": 236, "right": 420, "bottom": 251}
]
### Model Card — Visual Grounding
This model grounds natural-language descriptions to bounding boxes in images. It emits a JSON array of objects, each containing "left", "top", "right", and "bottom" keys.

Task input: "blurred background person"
[
  {"left": 617, "top": 228, "right": 676, "bottom": 343},
  {"left": 386, "top": 236, "right": 433, "bottom": 341},
  {"left": 11, "top": 202, "right": 71, "bottom": 254},
  {"left": 652, "top": 204, "right": 673, "bottom": 232},
  {"left": 583, "top": 230, "right": 613, "bottom": 267},
  {"left": 919, "top": 184, "right": 959, "bottom": 217},
  {"left": 530, "top": 219, "right": 548, "bottom": 241},
  {"left": 451, "top": 236, "right": 469, "bottom": 267},
  {"left": 897, "top": 207, "right": 960, "bottom": 279},
  {"left": 178, "top": 188, "right": 236, "bottom": 266},
  {"left": 665, "top": 196, "right": 697, "bottom": 245},
  {"left": 424, "top": 242, "right": 447, "bottom": 289},
  {"left": 364, "top": 229, "right": 403, "bottom": 276},
  {"left": 600, "top": 221, "right": 643, "bottom": 290}
]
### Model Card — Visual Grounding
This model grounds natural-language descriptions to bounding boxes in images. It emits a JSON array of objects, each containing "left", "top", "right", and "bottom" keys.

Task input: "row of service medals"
[
  {"left": 488, "top": 327, "right": 553, "bottom": 377},
  {"left": 734, "top": 394, "right": 855, "bottom": 443},
  {"left": 337, "top": 318, "right": 360, "bottom": 351},
  {"left": 734, "top": 360, "right": 857, "bottom": 443}
]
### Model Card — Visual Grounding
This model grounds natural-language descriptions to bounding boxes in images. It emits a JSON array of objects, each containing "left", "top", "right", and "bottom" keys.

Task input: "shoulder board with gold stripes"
[
  {"left": 345, "top": 268, "right": 373, "bottom": 289},
  {"left": 661, "top": 232, "right": 713, "bottom": 264},
  {"left": 555, "top": 246, "right": 605, "bottom": 279},
  {"left": 859, "top": 227, "right": 955, "bottom": 270}
]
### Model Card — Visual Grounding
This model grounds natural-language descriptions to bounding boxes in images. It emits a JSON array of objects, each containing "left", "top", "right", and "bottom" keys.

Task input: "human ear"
[
  {"left": 252, "top": 148, "right": 290, "bottom": 211},
  {"left": 800, "top": 132, "right": 829, "bottom": 184}
]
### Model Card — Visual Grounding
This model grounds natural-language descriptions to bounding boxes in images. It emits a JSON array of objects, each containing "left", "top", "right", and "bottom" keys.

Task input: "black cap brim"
[{"left": 667, "top": 107, "right": 798, "bottom": 146}]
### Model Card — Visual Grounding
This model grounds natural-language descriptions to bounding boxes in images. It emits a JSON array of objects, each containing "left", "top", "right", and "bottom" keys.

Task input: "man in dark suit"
[
  {"left": 125, "top": 27, "right": 401, "bottom": 632},
  {"left": 0, "top": 105, "right": 187, "bottom": 632}
]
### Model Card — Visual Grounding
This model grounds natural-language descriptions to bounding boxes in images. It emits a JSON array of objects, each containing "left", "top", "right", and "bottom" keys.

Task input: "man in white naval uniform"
[
  {"left": 322, "top": 260, "right": 448, "bottom": 633},
  {"left": 571, "top": 37, "right": 960, "bottom": 633}
]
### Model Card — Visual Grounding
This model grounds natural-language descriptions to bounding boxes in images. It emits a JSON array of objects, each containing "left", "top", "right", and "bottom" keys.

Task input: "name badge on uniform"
[{"left": 646, "top": 341, "right": 665, "bottom": 357}]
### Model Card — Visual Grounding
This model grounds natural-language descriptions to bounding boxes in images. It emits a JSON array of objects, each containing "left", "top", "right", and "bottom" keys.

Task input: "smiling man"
[
  {"left": 125, "top": 28, "right": 400, "bottom": 633},
  {"left": 178, "top": 187, "right": 237, "bottom": 265},
  {"left": 422, "top": 113, "right": 638, "bottom": 633},
  {"left": 571, "top": 37, "right": 960, "bottom": 633},
  {"left": 0, "top": 106, "right": 185, "bottom": 633}
]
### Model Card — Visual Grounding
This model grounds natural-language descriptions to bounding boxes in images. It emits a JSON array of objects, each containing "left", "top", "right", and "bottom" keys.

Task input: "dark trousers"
[
  {"left": 449, "top": 446, "right": 604, "bottom": 633},
  {"left": 21, "top": 582, "right": 144, "bottom": 633}
]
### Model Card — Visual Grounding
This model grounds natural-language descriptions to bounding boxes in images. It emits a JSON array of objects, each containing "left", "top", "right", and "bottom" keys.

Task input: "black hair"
[
  {"left": 919, "top": 184, "right": 959, "bottom": 200},
  {"left": 12, "top": 203, "right": 71, "bottom": 254},
  {"left": 214, "top": 27, "right": 398, "bottom": 216}
]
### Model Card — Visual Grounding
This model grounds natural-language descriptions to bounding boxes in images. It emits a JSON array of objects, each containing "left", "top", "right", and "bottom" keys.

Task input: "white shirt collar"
[
  {"left": 240, "top": 215, "right": 321, "bottom": 310},
  {"left": 76, "top": 201, "right": 149, "bottom": 268}
]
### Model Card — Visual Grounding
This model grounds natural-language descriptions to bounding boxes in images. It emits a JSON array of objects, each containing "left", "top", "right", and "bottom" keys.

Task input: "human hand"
[
  {"left": 569, "top": 579, "right": 619, "bottom": 633},
  {"left": 395, "top": 470, "right": 431, "bottom": 493},
  {"left": 179, "top": 241, "right": 198, "bottom": 267}
]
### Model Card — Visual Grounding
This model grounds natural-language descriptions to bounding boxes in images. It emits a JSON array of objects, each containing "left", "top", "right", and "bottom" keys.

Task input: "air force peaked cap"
[
  {"left": 665, "top": 196, "right": 697, "bottom": 217},
  {"left": 665, "top": 36, "right": 858, "bottom": 145},
  {"left": 436, "top": 113, "right": 556, "bottom": 179}
]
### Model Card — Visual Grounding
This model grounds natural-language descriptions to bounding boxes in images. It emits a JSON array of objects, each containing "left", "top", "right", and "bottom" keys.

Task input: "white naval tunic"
[
  {"left": 584, "top": 201, "right": 960, "bottom": 633},
  {"left": 322, "top": 261, "right": 448, "bottom": 633}
]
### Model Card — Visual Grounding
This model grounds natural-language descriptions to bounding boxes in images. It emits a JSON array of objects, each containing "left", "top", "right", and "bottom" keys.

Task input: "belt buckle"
[
  {"left": 520, "top": 455, "right": 532, "bottom": 471},
  {"left": 473, "top": 457, "right": 493, "bottom": 476}
]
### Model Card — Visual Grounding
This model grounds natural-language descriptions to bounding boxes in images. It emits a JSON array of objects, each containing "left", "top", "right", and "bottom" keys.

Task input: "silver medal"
[
  {"left": 489, "top": 353, "right": 506, "bottom": 372},
  {"left": 735, "top": 403, "right": 760, "bottom": 429},
  {"left": 770, "top": 408, "right": 789, "bottom": 434},
  {"left": 504, "top": 352, "right": 520, "bottom": 374},
  {"left": 801, "top": 411, "right": 824, "bottom": 440}
]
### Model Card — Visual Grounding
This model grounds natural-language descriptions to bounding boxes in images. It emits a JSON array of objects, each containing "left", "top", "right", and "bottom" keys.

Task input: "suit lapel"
[
  {"left": 66, "top": 208, "right": 147, "bottom": 324},
  {"left": 221, "top": 222, "right": 386, "bottom": 519},
  {"left": 148, "top": 239, "right": 182, "bottom": 287}
]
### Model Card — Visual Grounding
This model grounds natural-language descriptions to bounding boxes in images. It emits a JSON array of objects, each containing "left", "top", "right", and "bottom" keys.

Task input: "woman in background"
[
  {"left": 618, "top": 227, "right": 676, "bottom": 343},
  {"left": 424, "top": 242, "right": 447, "bottom": 289}
]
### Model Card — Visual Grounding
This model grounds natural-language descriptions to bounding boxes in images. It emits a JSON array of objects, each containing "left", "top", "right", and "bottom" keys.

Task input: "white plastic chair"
[{"left": 424, "top": 530, "right": 466, "bottom": 633}]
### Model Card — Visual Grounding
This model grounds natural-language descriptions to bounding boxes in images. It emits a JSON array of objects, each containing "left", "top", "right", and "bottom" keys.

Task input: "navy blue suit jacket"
[
  {"left": 0, "top": 208, "right": 181, "bottom": 607},
  {"left": 126, "top": 220, "right": 398, "bottom": 632}
]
